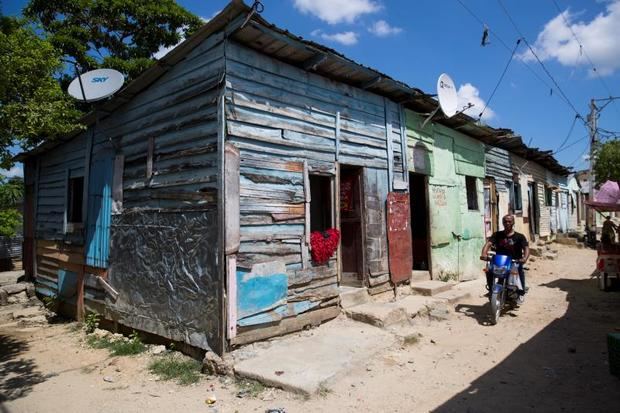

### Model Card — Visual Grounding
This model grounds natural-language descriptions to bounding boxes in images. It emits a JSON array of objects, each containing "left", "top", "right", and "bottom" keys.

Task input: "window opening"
[
  {"left": 310, "top": 175, "right": 332, "bottom": 232},
  {"left": 466, "top": 176, "right": 478, "bottom": 211}
]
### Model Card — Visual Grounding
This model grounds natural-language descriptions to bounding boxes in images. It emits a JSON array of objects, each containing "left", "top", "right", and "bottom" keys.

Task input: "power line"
[
  {"left": 454, "top": 0, "right": 555, "bottom": 93},
  {"left": 554, "top": 114, "right": 580, "bottom": 153},
  {"left": 568, "top": 142, "right": 590, "bottom": 167},
  {"left": 478, "top": 38, "right": 521, "bottom": 120},
  {"left": 496, "top": 0, "right": 586, "bottom": 125},
  {"left": 553, "top": 134, "right": 588, "bottom": 155},
  {"left": 551, "top": 0, "right": 620, "bottom": 118}
]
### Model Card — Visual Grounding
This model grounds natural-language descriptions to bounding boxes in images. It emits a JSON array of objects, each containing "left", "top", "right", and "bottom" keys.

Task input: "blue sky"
[{"left": 4, "top": 0, "right": 620, "bottom": 173}]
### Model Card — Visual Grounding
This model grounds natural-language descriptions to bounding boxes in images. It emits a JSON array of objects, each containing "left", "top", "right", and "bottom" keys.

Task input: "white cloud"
[
  {"left": 293, "top": 0, "right": 381, "bottom": 24},
  {"left": 519, "top": 1, "right": 620, "bottom": 75},
  {"left": 368, "top": 20, "right": 402, "bottom": 37},
  {"left": 312, "top": 30, "right": 359, "bottom": 46},
  {"left": 457, "top": 83, "right": 495, "bottom": 121},
  {"left": 0, "top": 165, "right": 23, "bottom": 178}
]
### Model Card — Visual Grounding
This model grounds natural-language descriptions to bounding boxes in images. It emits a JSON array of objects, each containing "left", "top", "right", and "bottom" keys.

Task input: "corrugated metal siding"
[{"left": 485, "top": 146, "right": 512, "bottom": 191}]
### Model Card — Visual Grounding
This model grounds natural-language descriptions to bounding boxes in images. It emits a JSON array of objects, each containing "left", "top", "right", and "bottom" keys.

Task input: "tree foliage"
[
  {"left": 0, "top": 176, "right": 24, "bottom": 237},
  {"left": 0, "top": 16, "right": 83, "bottom": 168},
  {"left": 25, "top": 0, "right": 203, "bottom": 80},
  {"left": 593, "top": 140, "right": 620, "bottom": 186}
]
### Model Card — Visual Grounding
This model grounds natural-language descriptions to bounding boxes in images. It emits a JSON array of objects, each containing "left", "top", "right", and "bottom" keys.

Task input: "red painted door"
[{"left": 387, "top": 192, "right": 413, "bottom": 284}]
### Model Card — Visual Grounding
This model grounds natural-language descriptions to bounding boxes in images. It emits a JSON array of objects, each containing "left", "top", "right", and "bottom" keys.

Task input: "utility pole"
[{"left": 587, "top": 99, "right": 598, "bottom": 234}]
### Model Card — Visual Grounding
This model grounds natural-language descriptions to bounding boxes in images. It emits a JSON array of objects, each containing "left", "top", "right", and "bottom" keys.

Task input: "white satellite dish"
[
  {"left": 68, "top": 68, "right": 125, "bottom": 102},
  {"left": 437, "top": 73, "right": 458, "bottom": 118}
]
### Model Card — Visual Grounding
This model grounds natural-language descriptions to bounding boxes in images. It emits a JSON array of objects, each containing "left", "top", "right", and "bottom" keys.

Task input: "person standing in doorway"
[{"left": 480, "top": 214, "right": 530, "bottom": 304}]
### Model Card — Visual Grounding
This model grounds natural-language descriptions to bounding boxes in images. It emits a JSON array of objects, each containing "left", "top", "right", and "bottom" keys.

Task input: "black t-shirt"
[{"left": 489, "top": 231, "right": 528, "bottom": 259}]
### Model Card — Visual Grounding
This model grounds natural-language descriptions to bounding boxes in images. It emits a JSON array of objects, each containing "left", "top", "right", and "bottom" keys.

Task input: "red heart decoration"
[{"left": 310, "top": 228, "right": 340, "bottom": 265}]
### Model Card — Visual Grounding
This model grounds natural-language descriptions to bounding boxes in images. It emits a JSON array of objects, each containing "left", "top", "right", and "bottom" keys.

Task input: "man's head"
[
  {"left": 606, "top": 216, "right": 612, "bottom": 220},
  {"left": 502, "top": 214, "right": 515, "bottom": 232}
]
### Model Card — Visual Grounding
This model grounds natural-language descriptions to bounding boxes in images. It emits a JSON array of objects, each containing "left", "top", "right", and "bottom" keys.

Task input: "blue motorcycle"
[{"left": 485, "top": 254, "right": 522, "bottom": 325}]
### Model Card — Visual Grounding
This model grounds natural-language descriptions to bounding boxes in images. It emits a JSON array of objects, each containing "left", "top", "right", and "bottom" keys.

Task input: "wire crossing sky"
[{"left": 3, "top": 0, "right": 620, "bottom": 174}]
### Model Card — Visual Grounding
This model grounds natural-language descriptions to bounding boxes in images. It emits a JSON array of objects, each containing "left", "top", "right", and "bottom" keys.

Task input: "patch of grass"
[
  {"left": 86, "top": 331, "right": 146, "bottom": 356},
  {"left": 148, "top": 355, "right": 202, "bottom": 386},
  {"left": 235, "top": 378, "right": 266, "bottom": 398}
]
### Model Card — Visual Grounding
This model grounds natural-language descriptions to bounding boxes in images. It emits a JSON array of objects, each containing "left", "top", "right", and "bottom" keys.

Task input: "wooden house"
[{"left": 19, "top": 1, "right": 571, "bottom": 354}]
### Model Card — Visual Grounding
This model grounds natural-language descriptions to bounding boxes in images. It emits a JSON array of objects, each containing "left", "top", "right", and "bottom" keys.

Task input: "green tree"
[
  {"left": 0, "top": 16, "right": 83, "bottom": 168},
  {"left": 24, "top": 0, "right": 202, "bottom": 81},
  {"left": 0, "top": 175, "right": 23, "bottom": 237},
  {"left": 593, "top": 140, "right": 620, "bottom": 186}
]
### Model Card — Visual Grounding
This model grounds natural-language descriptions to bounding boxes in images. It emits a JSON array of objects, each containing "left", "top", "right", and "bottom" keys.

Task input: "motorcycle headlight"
[{"left": 493, "top": 266, "right": 506, "bottom": 275}]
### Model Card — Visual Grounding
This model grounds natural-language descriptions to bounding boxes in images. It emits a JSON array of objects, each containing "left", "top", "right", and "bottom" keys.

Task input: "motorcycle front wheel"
[{"left": 490, "top": 289, "right": 502, "bottom": 325}]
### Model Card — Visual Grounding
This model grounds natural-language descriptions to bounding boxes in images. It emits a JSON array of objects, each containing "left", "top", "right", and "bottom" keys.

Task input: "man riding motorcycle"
[{"left": 480, "top": 214, "right": 530, "bottom": 304}]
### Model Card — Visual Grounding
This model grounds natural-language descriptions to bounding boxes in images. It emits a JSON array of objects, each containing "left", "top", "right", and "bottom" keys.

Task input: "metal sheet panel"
[
  {"left": 387, "top": 192, "right": 412, "bottom": 284},
  {"left": 85, "top": 149, "right": 114, "bottom": 268}
]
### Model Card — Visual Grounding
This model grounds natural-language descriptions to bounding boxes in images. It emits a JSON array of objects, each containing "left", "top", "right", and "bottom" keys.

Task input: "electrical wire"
[
  {"left": 553, "top": 134, "right": 588, "bottom": 155},
  {"left": 551, "top": 0, "right": 620, "bottom": 118},
  {"left": 478, "top": 38, "right": 521, "bottom": 121},
  {"left": 568, "top": 142, "right": 591, "bottom": 167},
  {"left": 496, "top": 0, "right": 587, "bottom": 126},
  {"left": 554, "top": 114, "right": 580, "bottom": 153},
  {"left": 454, "top": 0, "right": 555, "bottom": 93}
]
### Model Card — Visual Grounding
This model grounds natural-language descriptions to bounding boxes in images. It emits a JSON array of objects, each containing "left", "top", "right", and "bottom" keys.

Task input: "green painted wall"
[{"left": 406, "top": 110, "right": 485, "bottom": 281}]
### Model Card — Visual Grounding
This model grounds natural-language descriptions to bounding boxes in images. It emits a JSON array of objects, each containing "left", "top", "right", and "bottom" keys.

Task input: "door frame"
[
  {"left": 409, "top": 172, "right": 432, "bottom": 276},
  {"left": 337, "top": 164, "right": 366, "bottom": 287}
]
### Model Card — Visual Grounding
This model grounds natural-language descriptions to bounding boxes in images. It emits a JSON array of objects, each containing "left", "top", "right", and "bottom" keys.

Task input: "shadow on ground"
[
  {"left": 435, "top": 277, "right": 620, "bottom": 413},
  {"left": 0, "top": 334, "right": 46, "bottom": 405}
]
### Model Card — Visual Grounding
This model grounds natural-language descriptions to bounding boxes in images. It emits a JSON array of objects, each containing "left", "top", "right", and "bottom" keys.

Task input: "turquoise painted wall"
[{"left": 406, "top": 111, "right": 485, "bottom": 281}]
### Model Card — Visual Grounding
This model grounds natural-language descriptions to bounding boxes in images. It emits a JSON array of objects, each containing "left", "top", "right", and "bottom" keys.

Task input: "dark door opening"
[
  {"left": 339, "top": 165, "right": 364, "bottom": 287},
  {"left": 527, "top": 182, "right": 540, "bottom": 240},
  {"left": 409, "top": 173, "right": 430, "bottom": 271}
]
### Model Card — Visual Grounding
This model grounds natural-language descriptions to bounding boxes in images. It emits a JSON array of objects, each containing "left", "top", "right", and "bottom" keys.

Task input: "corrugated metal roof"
[{"left": 17, "top": 0, "right": 570, "bottom": 176}]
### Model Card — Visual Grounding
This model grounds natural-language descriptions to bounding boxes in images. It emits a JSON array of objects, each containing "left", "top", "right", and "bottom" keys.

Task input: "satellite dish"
[
  {"left": 437, "top": 73, "right": 458, "bottom": 118},
  {"left": 68, "top": 68, "right": 124, "bottom": 102}
]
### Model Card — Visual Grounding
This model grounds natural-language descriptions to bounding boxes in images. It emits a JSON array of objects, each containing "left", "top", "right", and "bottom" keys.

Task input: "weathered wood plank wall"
[
  {"left": 224, "top": 40, "right": 397, "bottom": 334},
  {"left": 30, "top": 29, "right": 227, "bottom": 352}
]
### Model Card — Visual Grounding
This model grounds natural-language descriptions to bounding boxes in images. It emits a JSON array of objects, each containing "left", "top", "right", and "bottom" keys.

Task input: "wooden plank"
[
  {"left": 399, "top": 106, "right": 409, "bottom": 185},
  {"left": 76, "top": 268, "right": 85, "bottom": 322},
  {"left": 97, "top": 276, "right": 118, "bottom": 301},
  {"left": 227, "top": 256, "right": 237, "bottom": 339},
  {"left": 385, "top": 98, "right": 394, "bottom": 191},
  {"left": 146, "top": 136, "right": 154, "bottom": 181},
  {"left": 225, "top": 143, "right": 241, "bottom": 255},
  {"left": 303, "top": 160, "right": 310, "bottom": 250},
  {"left": 335, "top": 111, "right": 341, "bottom": 161},
  {"left": 230, "top": 306, "right": 340, "bottom": 346}
]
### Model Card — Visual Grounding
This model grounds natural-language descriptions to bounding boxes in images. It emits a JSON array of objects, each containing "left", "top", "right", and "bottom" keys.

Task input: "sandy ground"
[{"left": 1, "top": 244, "right": 619, "bottom": 413}]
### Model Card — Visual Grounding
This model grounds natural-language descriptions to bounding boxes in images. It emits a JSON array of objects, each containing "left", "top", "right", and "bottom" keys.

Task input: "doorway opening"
[
  {"left": 527, "top": 182, "right": 540, "bottom": 240},
  {"left": 339, "top": 165, "right": 364, "bottom": 287},
  {"left": 409, "top": 173, "right": 430, "bottom": 272}
]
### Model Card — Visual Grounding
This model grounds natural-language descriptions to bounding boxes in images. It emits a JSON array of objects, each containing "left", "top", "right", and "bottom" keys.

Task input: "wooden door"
[{"left": 387, "top": 192, "right": 413, "bottom": 284}]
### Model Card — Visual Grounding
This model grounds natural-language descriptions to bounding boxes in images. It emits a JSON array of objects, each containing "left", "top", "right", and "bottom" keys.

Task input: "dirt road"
[{"left": 1, "top": 244, "right": 619, "bottom": 412}]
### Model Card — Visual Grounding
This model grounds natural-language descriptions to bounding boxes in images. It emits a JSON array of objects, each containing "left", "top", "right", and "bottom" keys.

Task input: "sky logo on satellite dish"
[
  {"left": 437, "top": 73, "right": 458, "bottom": 118},
  {"left": 68, "top": 69, "right": 124, "bottom": 102}
]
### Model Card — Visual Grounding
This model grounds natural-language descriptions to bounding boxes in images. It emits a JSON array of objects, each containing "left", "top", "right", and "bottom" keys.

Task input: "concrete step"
[
  {"left": 397, "top": 295, "right": 443, "bottom": 318},
  {"left": 344, "top": 302, "right": 409, "bottom": 328},
  {"left": 339, "top": 286, "right": 370, "bottom": 309},
  {"left": 411, "top": 270, "right": 431, "bottom": 282},
  {"left": 433, "top": 289, "right": 472, "bottom": 304},
  {"left": 410, "top": 280, "right": 453, "bottom": 296},
  {"left": 555, "top": 237, "right": 579, "bottom": 246}
]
